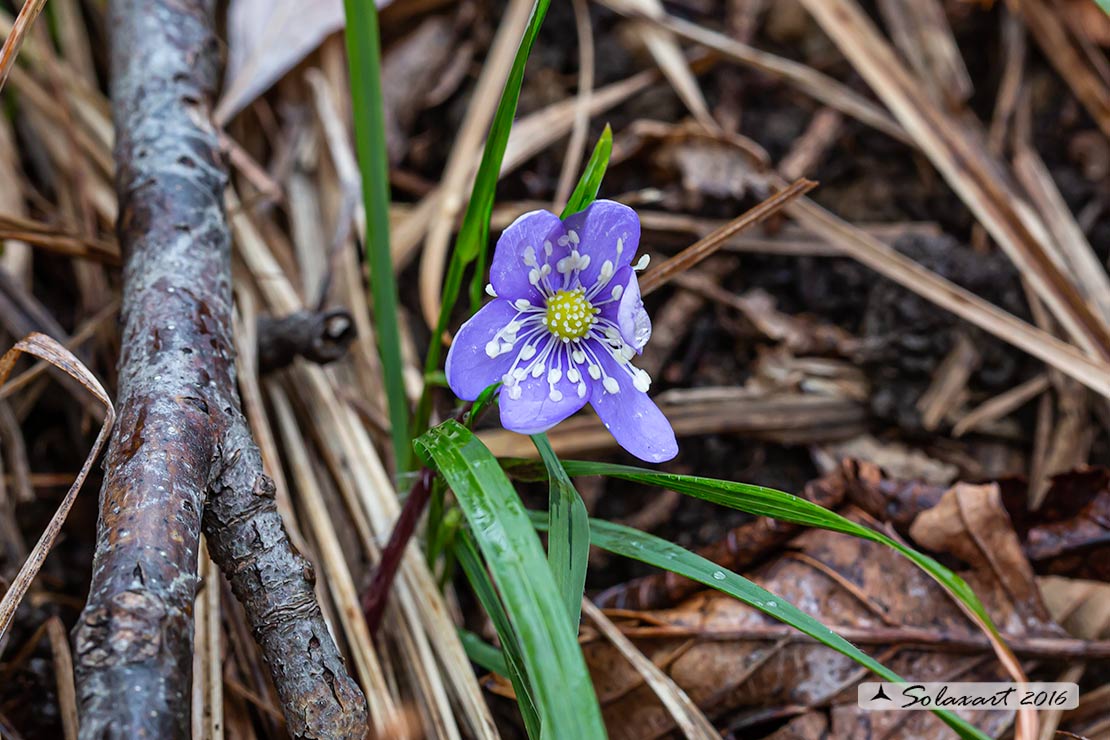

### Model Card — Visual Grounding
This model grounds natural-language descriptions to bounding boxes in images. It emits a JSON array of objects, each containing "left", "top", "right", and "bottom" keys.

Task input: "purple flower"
[{"left": 445, "top": 201, "right": 678, "bottom": 463}]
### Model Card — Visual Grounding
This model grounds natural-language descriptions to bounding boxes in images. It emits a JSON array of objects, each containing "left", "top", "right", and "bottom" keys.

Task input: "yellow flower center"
[{"left": 542, "top": 288, "right": 598, "bottom": 340}]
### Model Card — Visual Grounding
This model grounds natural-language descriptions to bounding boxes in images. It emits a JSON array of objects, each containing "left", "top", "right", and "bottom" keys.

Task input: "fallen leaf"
[{"left": 216, "top": 0, "right": 392, "bottom": 124}]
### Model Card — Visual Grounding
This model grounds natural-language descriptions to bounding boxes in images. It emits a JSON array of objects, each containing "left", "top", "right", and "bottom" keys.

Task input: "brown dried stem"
[{"left": 71, "top": 1, "right": 367, "bottom": 738}]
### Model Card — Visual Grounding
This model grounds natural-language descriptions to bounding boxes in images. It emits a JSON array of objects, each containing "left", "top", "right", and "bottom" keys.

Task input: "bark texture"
[{"left": 72, "top": 1, "right": 368, "bottom": 738}]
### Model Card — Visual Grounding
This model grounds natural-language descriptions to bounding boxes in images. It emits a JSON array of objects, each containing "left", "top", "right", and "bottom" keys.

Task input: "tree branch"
[{"left": 72, "top": 1, "right": 368, "bottom": 737}]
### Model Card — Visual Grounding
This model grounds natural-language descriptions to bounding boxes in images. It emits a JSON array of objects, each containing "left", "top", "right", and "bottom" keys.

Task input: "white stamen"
[
  {"left": 557, "top": 234, "right": 570, "bottom": 246},
  {"left": 568, "top": 229, "right": 579, "bottom": 245},
  {"left": 485, "top": 283, "right": 497, "bottom": 297},
  {"left": 547, "top": 368, "right": 562, "bottom": 384},
  {"left": 603, "top": 377, "right": 620, "bottom": 394},
  {"left": 633, "top": 369, "right": 651, "bottom": 392},
  {"left": 549, "top": 388, "right": 564, "bottom": 402},
  {"left": 567, "top": 367, "right": 580, "bottom": 383},
  {"left": 520, "top": 344, "right": 536, "bottom": 360},
  {"left": 611, "top": 285, "right": 624, "bottom": 300},
  {"left": 577, "top": 382, "right": 587, "bottom": 398},
  {"left": 572, "top": 349, "right": 586, "bottom": 364},
  {"left": 523, "top": 246, "right": 537, "bottom": 266},
  {"left": 508, "top": 385, "right": 523, "bottom": 400},
  {"left": 515, "top": 298, "right": 533, "bottom": 310},
  {"left": 616, "top": 237, "right": 624, "bottom": 255},
  {"left": 531, "top": 364, "right": 545, "bottom": 378},
  {"left": 599, "top": 260, "right": 614, "bottom": 281},
  {"left": 528, "top": 268, "right": 541, "bottom": 285},
  {"left": 485, "top": 341, "right": 500, "bottom": 358},
  {"left": 588, "top": 364, "right": 602, "bottom": 380},
  {"left": 633, "top": 254, "right": 650, "bottom": 271},
  {"left": 543, "top": 240, "right": 553, "bottom": 255}
]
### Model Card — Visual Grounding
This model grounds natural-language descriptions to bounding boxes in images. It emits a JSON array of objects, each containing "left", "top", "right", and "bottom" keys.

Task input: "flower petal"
[
  {"left": 616, "top": 270, "right": 651, "bottom": 353},
  {"left": 490, "top": 209, "right": 567, "bottom": 303},
  {"left": 563, "top": 200, "right": 640, "bottom": 291},
  {"left": 445, "top": 299, "right": 520, "bottom": 400},
  {"left": 588, "top": 351, "right": 676, "bottom": 463},
  {"left": 499, "top": 340, "right": 589, "bottom": 434}
]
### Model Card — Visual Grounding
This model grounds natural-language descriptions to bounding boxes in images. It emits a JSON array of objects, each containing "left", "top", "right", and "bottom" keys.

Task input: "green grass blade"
[
  {"left": 417, "top": 421, "right": 605, "bottom": 738},
  {"left": 530, "top": 512, "right": 990, "bottom": 740},
  {"left": 455, "top": 532, "right": 541, "bottom": 738},
  {"left": 415, "top": 0, "right": 553, "bottom": 439},
  {"left": 552, "top": 460, "right": 994, "bottom": 631},
  {"left": 459, "top": 629, "right": 510, "bottom": 677},
  {"left": 342, "top": 0, "right": 410, "bottom": 470},
  {"left": 463, "top": 0, "right": 553, "bottom": 311},
  {"left": 559, "top": 125, "right": 613, "bottom": 219},
  {"left": 531, "top": 433, "right": 589, "bottom": 627}
]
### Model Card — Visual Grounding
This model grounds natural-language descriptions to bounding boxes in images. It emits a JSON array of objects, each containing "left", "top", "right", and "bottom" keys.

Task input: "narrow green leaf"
[
  {"left": 459, "top": 629, "right": 510, "bottom": 677},
  {"left": 560, "top": 125, "right": 613, "bottom": 219},
  {"left": 455, "top": 533, "right": 541, "bottom": 738},
  {"left": 466, "top": 382, "right": 502, "bottom": 430},
  {"left": 342, "top": 0, "right": 410, "bottom": 469},
  {"left": 530, "top": 512, "right": 991, "bottom": 740},
  {"left": 531, "top": 433, "right": 589, "bottom": 627},
  {"left": 551, "top": 460, "right": 995, "bottom": 631},
  {"left": 416, "top": 0, "right": 552, "bottom": 440},
  {"left": 418, "top": 421, "right": 605, "bottom": 738}
]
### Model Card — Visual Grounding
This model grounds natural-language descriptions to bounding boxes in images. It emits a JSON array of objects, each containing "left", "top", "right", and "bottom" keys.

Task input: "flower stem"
[{"left": 362, "top": 466, "right": 436, "bottom": 634}]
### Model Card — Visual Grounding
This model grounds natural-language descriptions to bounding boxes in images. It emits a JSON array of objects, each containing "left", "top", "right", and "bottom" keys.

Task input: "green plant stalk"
[
  {"left": 418, "top": 421, "right": 605, "bottom": 737},
  {"left": 343, "top": 0, "right": 411, "bottom": 470},
  {"left": 456, "top": 532, "right": 541, "bottom": 737},
  {"left": 559, "top": 125, "right": 612, "bottom": 219},
  {"left": 414, "top": 0, "right": 552, "bottom": 440},
  {"left": 532, "top": 433, "right": 589, "bottom": 627}
]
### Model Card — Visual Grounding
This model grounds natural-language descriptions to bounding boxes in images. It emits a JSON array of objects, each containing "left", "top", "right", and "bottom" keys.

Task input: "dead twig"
[
  {"left": 639, "top": 178, "right": 816, "bottom": 296},
  {"left": 71, "top": 2, "right": 367, "bottom": 737}
]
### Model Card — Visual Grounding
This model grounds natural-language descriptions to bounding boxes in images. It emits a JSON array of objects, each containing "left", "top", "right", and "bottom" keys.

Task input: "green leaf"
[
  {"left": 560, "top": 125, "right": 613, "bottom": 219},
  {"left": 552, "top": 460, "right": 995, "bottom": 632},
  {"left": 415, "top": 0, "right": 553, "bottom": 439},
  {"left": 530, "top": 512, "right": 991, "bottom": 740},
  {"left": 459, "top": 629, "right": 509, "bottom": 677},
  {"left": 342, "top": 0, "right": 410, "bottom": 470},
  {"left": 455, "top": 532, "right": 541, "bottom": 738},
  {"left": 418, "top": 421, "right": 605, "bottom": 738},
  {"left": 466, "top": 382, "right": 502, "bottom": 430},
  {"left": 531, "top": 433, "right": 589, "bottom": 627}
]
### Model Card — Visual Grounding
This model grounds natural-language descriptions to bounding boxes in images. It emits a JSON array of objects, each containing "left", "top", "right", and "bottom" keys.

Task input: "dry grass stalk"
[
  {"left": 417, "top": 0, "right": 534, "bottom": 326},
  {"left": 916, "top": 332, "right": 980, "bottom": 431},
  {"left": 191, "top": 547, "right": 223, "bottom": 740},
  {"left": 597, "top": 0, "right": 909, "bottom": 144},
  {"left": 0, "top": 333, "right": 113, "bottom": 642},
  {"left": 231, "top": 187, "right": 498, "bottom": 739},
  {"left": 582, "top": 599, "right": 719, "bottom": 740},
  {"left": 553, "top": 0, "right": 595, "bottom": 210},
  {"left": 1013, "top": 142, "right": 1110, "bottom": 325},
  {"left": 620, "top": 0, "right": 720, "bottom": 132},
  {"left": 639, "top": 178, "right": 816, "bottom": 296},
  {"left": 875, "top": 0, "right": 973, "bottom": 106},
  {"left": 46, "top": 616, "right": 79, "bottom": 740},
  {"left": 0, "top": 0, "right": 47, "bottom": 92},
  {"left": 785, "top": 194, "right": 1110, "bottom": 402},
  {"left": 952, "top": 373, "right": 1050, "bottom": 438},
  {"left": 481, "top": 391, "right": 866, "bottom": 458},
  {"left": 1008, "top": 0, "right": 1110, "bottom": 139},
  {"left": 396, "top": 68, "right": 656, "bottom": 275},
  {"left": 267, "top": 386, "right": 404, "bottom": 737},
  {"left": 800, "top": 0, "right": 1110, "bottom": 363}
]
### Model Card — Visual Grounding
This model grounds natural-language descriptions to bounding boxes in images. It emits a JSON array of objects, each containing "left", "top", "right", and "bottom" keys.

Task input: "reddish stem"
[{"left": 362, "top": 466, "right": 435, "bottom": 633}]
